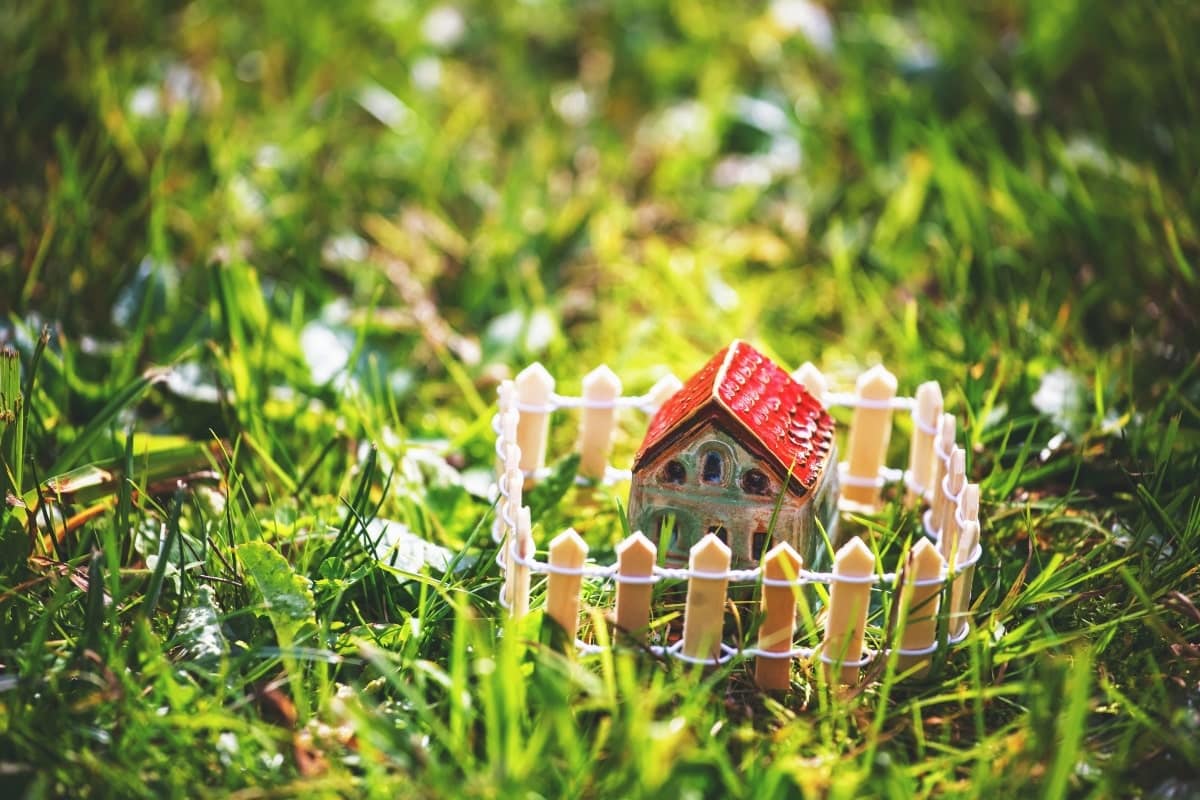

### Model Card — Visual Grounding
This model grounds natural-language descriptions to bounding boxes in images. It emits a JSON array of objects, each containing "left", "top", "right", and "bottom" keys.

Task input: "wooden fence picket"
[
  {"left": 822, "top": 536, "right": 876, "bottom": 685},
  {"left": 960, "top": 483, "right": 980, "bottom": 525},
  {"left": 508, "top": 506, "right": 534, "bottom": 618},
  {"left": 614, "top": 531, "right": 656, "bottom": 639},
  {"left": 498, "top": 383, "right": 518, "bottom": 443},
  {"left": 494, "top": 443, "right": 523, "bottom": 579},
  {"left": 791, "top": 362, "right": 828, "bottom": 405},
  {"left": 755, "top": 542, "right": 802, "bottom": 690},
  {"left": 896, "top": 538, "right": 945, "bottom": 676},
  {"left": 505, "top": 444, "right": 523, "bottom": 521},
  {"left": 546, "top": 528, "right": 587, "bottom": 646},
  {"left": 928, "top": 413, "right": 956, "bottom": 506},
  {"left": 932, "top": 447, "right": 965, "bottom": 543},
  {"left": 500, "top": 416, "right": 520, "bottom": 471},
  {"left": 939, "top": 478, "right": 977, "bottom": 564},
  {"left": 843, "top": 365, "right": 898, "bottom": 507},
  {"left": 681, "top": 533, "right": 731, "bottom": 661},
  {"left": 515, "top": 363, "right": 555, "bottom": 477},
  {"left": 643, "top": 374, "right": 683, "bottom": 414},
  {"left": 907, "top": 381, "right": 943, "bottom": 505},
  {"left": 577, "top": 365, "right": 622, "bottom": 480},
  {"left": 949, "top": 484, "right": 980, "bottom": 636},
  {"left": 500, "top": 442, "right": 523, "bottom": 559},
  {"left": 495, "top": 382, "right": 520, "bottom": 564},
  {"left": 950, "top": 519, "right": 981, "bottom": 637}
]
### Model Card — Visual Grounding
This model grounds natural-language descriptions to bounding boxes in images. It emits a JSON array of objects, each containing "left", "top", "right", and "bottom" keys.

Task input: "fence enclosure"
[{"left": 491, "top": 357, "right": 984, "bottom": 686}]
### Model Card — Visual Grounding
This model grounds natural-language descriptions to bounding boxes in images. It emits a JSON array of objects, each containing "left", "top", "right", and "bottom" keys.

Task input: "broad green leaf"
[
  {"left": 176, "top": 585, "right": 228, "bottom": 664},
  {"left": 238, "top": 541, "right": 316, "bottom": 649},
  {"left": 527, "top": 453, "right": 579, "bottom": 522}
]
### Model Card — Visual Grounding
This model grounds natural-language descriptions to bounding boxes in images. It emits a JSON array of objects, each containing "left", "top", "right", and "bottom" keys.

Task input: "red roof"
[{"left": 633, "top": 341, "right": 835, "bottom": 492}]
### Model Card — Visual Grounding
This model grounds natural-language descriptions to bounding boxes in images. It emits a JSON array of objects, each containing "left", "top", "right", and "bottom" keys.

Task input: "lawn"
[{"left": 2, "top": 0, "right": 1199, "bottom": 797}]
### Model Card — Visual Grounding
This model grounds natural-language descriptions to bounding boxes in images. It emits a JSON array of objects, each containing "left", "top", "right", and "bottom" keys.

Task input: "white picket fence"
[{"left": 490, "top": 360, "right": 984, "bottom": 686}]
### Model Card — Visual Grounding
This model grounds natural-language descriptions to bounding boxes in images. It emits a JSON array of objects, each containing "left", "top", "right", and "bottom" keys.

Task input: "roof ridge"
[
  {"left": 710, "top": 339, "right": 742, "bottom": 406},
  {"left": 632, "top": 340, "right": 835, "bottom": 491}
]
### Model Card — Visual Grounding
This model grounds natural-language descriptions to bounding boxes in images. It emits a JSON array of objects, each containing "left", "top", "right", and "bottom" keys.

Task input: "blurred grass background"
[{"left": 1, "top": 0, "right": 1199, "bottom": 797}]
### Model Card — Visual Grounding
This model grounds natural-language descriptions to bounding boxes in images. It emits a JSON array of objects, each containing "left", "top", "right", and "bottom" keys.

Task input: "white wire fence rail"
[{"left": 489, "top": 360, "right": 984, "bottom": 688}]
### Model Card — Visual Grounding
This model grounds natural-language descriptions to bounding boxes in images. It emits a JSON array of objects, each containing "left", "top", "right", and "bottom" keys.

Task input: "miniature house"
[{"left": 627, "top": 341, "right": 839, "bottom": 568}]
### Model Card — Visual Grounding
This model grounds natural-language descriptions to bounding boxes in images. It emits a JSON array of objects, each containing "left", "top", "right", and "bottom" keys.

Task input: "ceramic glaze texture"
[{"left": 628, "top": 341, "right": 839, "bottom": 568}]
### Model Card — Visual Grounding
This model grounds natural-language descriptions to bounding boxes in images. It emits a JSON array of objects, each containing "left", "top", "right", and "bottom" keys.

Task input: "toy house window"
[
  {"left": 740, "top": 469, "right": 770, "bottom": 495},
  {"left": 661, "top": 460, "right": 686, "bottom": 485},
  {"left": 701, "top": 450, "right": 725, "bottom": 484}
]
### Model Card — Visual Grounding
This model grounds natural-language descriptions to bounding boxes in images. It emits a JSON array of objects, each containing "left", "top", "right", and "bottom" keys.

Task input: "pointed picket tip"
[
  {"left": 645, "top": 374, "right": 683, "bottom": 409},
  {"left": 549, "top": 527, "right": 588, "bottom": 561},
  {"left": 960, "top": 483, "right": 980, "bottom": 521},
  {"left": 515, "top": 507, "right": 535, "bottom": 559},
  {"left": 856, "top": 364, "right": 898, "bottom": 399},
  {"left": 763, "top": 540, "right": 801, "bottom": 569},
  {"left": 762, "top": 540, "right": 802, "bottom": 579},
  {"left": 937, "top": 413, "right": 956, "bottom": 450},
  {"left": 497, "top": 380, "right": 516, "bottom": 407},
  {"left": 791, "top": 362, "right": 828, "bottom": 404},
  {"left": 833, "top": 536, "right": 875, "bottom": 575},
  {"left": 915, "top": 382, "right": 943, "bottom": 422},
  {"left": 616, "top": 531, "right": 657, "bottom": 571},
  {"left": 515, "top": 362, "right": 555, "bottom": 397},
  {"left": 907, "top": 537, "right": 946, "bottom": 577},
  {"left": 948, "top": 448, "right": 966, "bottom": 485},
  {"left": 582, "top": 364, "right": 622, "bottom": 396},
  {"left": 690, "top": 532, "right": 732, "bottom": 572}
]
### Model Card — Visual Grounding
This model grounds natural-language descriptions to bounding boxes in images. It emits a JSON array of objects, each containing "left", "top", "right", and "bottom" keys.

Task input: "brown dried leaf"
[
  {"left": 253, "top": 681, "right": 298, "bottom": 728},
  {"left": 293, "top": 731, "right": 329, "bottom": 778},
  {"left": 1162, "top": 591, "right": 1200, "bottom": 625}
]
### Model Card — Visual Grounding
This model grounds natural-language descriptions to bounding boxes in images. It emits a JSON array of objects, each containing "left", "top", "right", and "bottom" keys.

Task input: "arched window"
[
  {"left": 752, "top": 530, "right": 769, "bottom": 561},
  {"left": 661, "top": 460, "right": 686, "bottom": 485},
  {"left": 740, "top": 468, "right": 770, "bottom": 495},
  {"left": 701, "top": 450, "right": 725, "bottom": 484}
]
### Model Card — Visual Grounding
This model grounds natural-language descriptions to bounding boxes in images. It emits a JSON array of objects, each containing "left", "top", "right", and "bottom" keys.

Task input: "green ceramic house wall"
[{"left": 628, "top": 422, "right": 839, "bottom": 568}]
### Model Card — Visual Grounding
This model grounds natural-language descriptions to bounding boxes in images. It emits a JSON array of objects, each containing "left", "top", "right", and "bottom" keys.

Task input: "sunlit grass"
[{"left": 2, "top": 0, "right": 1199, "bottom": 797}]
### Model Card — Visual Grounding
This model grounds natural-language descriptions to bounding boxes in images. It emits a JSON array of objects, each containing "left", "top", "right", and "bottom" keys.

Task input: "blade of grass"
[{"left": 142, "top": 488, "right": 184, "bottom": 619}]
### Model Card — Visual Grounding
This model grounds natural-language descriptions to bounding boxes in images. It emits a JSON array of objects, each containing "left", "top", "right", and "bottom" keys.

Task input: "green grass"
[{"left": 2, "top": 0, "right": 1199, "bottom": 796}]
